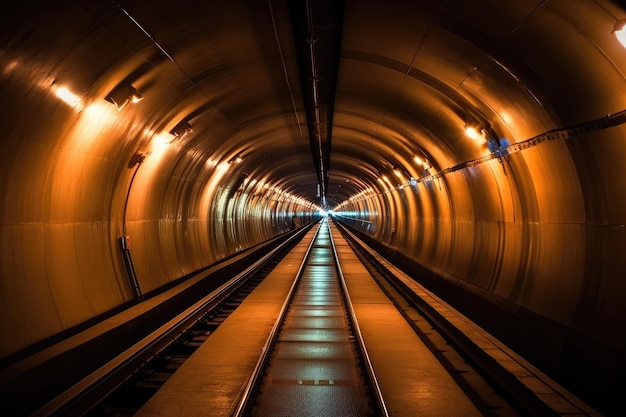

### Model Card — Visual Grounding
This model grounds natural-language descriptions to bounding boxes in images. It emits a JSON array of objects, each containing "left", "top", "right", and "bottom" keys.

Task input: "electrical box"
[{"left": 120, "top": 235, "right": 131, "bottom": 250}]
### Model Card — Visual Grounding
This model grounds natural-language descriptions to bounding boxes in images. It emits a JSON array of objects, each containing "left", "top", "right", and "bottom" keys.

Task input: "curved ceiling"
[{"left": 3, "top": 0, "right": 625, "bottom": 211}]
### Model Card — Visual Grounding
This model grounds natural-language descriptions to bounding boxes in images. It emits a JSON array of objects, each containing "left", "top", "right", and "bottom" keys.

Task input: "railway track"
[
  {"left": 83, "top": 258, "right": 281, "bottom": 417},
  {"left": 333, "top": 219, "right": 601, "bottom": 417},
  {"left": 336, "top": 221, "right": 525, "bottom": 417},
  {"left": 25, "top": 228, "right": 308, "bottom": 417},
  {"left": 233, "top": 219, "right": 387, "bottom": 417},
  {"left": 25, "top": 218, "right": 599, "bottom": 416},
  {"left": 230, "top": 218, "right": 534, "bottom": 416}
]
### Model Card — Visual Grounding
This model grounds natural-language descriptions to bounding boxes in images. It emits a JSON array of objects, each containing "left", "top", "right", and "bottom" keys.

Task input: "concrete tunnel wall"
[
  {"left": 0, "top": 88, "right": 315, "bottom": 357},
  {"left": 1, "top": 0, "right": 626, "bottom": 413},
  {"left": 0, "top": 1, "right": 324, "bottom": 359},
  {"left": 335, "top": 120, "right": 626, "bottom": 403}
]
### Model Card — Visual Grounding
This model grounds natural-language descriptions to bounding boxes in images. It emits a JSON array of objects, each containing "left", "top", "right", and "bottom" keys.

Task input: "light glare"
[
  {"left": 54, "top": 85, "right": 83, "bottom": 110},
  {"left": 465, "top": 127, "right": 479, "bottom": 140}
]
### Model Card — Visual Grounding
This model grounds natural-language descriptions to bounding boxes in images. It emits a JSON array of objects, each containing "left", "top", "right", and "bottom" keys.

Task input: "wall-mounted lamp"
[
  {"left": 483, "top": 126, "right": 502, "bottom": 153},
  {"left": 465, "top": 125, "right": 481, "bottom": 140},
  {"left": 105, "top": 83, "right": 143, "bottom": 111},
  {"left": 228, "top": 155, "right": 243, "bottom": 164},
  {"left": 414, "top": 155, "right": 430, "bottom": 168},
  {"left": 613, "top": 19, "right": 626, "bottom": 48},
  {"left": 52, "top": 83, "right": 83, "bottom": 109},
  {"left": 414, "top": 155, "right": 431, "bottom": 172},
  {"left": 169, "top": 120, "right": 193, "bottom": 138}
]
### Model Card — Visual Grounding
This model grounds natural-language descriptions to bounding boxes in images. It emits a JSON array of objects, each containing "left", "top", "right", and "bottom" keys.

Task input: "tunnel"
[{"left": 1, "top": 0, "right": 626, "bottom": 415}]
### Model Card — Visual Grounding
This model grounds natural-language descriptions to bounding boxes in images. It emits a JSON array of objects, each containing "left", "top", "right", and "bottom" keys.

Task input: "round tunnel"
[{"left": 1, "top": 0, "right": 626, "bottom": 414}]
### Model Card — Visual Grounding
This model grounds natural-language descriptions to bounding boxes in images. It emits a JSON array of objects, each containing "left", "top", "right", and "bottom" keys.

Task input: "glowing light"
[
  {"left": 152, "top": 133, "right": 174, "bottom": 149},
  {"left": 465, "top": 126, "right": 480, "bottom": 140},
  {"left": 414, "top": 155, "right": 424, "bottom": 165},
  {"left": 215, "top": 161, "right": 229, "bottom": 177},
  {"left": 65, "top": 101, "right": 113, "bottom": 150},
  {"left": 3, "top": 60, "right": 18, "bottom": 75},
  {"left": 53, "top": 85, "right": 83, "bottom": 110}
]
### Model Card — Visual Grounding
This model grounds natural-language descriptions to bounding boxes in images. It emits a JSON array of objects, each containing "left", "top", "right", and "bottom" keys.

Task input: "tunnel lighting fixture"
[
  {"left": 415, "top": 155, "right": 431, "bottom": 170},
  {"left": 169, "top": 120, "right": 193, "bottom": 138},
  {"left": 53, "top": 84, "right": 83, "bottom": 109},
  {"left": 105, "top": 82, "right": 143, "bottom": 111},
  {"left": 228, "top": 155, "right": 243, "bottom": 165},
  {"left": 465, "top": 126, "right": 480, "bottom": 140},
  {"left": 614, "top": 19, "right": 626, "bottom": 48}
]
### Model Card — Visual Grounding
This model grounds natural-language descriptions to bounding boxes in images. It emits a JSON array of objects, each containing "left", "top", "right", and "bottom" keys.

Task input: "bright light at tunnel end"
[{"left": 614, "top": 19, "right": 626, "bottom": 48}]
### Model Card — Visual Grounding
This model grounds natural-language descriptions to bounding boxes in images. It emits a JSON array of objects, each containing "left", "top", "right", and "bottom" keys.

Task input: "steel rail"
[
  {"left": 333, "top": 219, "right": 602, "bottom": 417},
  {"left": 327, "top": 220, "right": 390, "bottom": 417},
  {"left": 232, "top": 220, "right": 323, "bottom": 417},
  {"left": 31, "top": 227, "right": 310, "bottom": 417}
]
